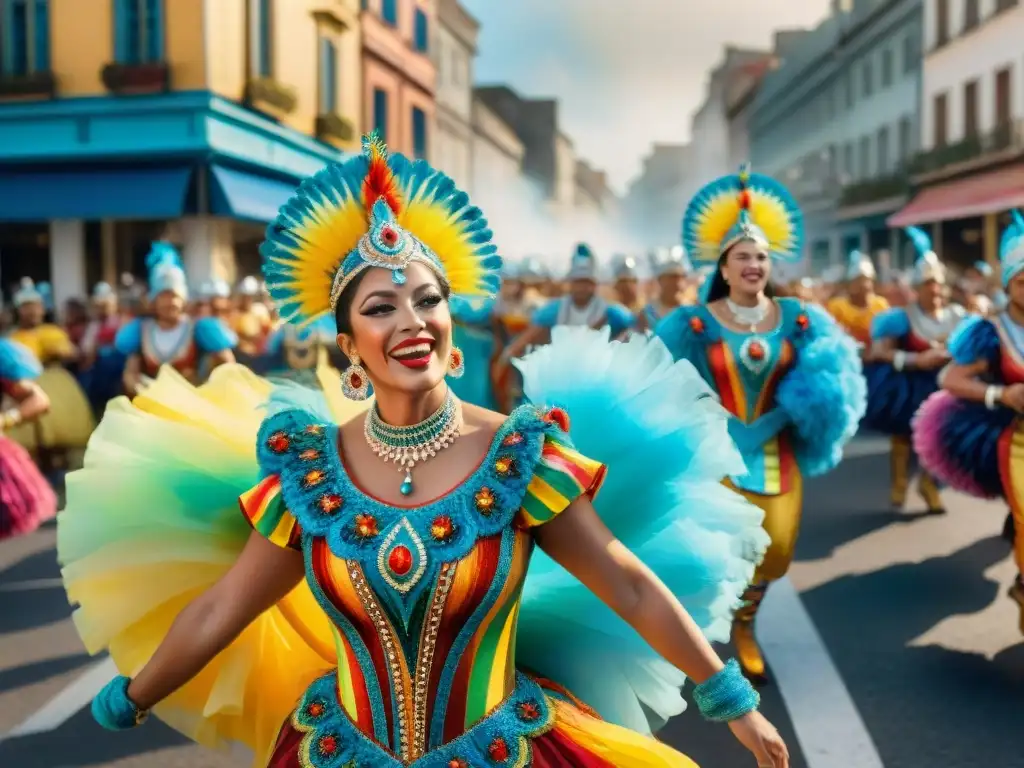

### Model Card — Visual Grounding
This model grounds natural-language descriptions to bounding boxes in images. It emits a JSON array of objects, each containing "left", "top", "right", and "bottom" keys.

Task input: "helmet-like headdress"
[
  {"left": 611, "top": 253, "right": 639, "bottom": 280},
  {"left": 565, "top": 243, "right": 599, "bottom": 281},
  {"left": 845, "top": 249, "right": 876, "bottom": 281},
  {"left": 12, "top": 277, "right": 44, "bottom": 308},
  {"left": 649, "top": 246, "right": 692, "bottom": 278},
  {"left": 1000, "top": 211, "right": 1024, "bottom": 288},
  {"left": 904, "top": 226, "right": 946, "bottom": 287},
  {"left": 682, "top": 163, "right": 803, "bottom": 264},
  {"left": 147, "top": 242, "right": 188, "bottom": 300},
  {"left": 261, "top": 132, "right": 501, "bottom": 327}
]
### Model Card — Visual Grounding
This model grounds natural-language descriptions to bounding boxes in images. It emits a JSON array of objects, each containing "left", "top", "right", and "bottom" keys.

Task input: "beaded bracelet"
[
  {"left": 92, "top": 675, "right": 150, "bottom": 731},
  {"left": 693, "top": 659, "right": 760, "bottom": 722}
]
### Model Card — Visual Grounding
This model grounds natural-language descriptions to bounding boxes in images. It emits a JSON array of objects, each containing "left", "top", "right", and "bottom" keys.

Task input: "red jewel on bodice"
[
  {"left": 796, "top": 313, "right": 810, "bottom": 331},
  {"left": 388, "top": 545, "right": 413, "bottom": 576},
  {"left": 488, "top": 737, "right": 510, "bottom": 762},
  {"left": 267, "top": 431, "right": 290, "bottom": 453},
  {"left": 747, "top": 340, "right": 765, "bottom": 361}
]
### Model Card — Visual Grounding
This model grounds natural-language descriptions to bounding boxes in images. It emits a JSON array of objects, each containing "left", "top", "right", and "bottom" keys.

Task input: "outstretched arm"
[
  {"left": 2, "top": 378, "right": 50, "bottom": 428},
  {"left": 536, "top": 497, "right": 789, "bottom": 768},
  {"left": 124, "top": 532, "right": 304, "bottom": 711}
]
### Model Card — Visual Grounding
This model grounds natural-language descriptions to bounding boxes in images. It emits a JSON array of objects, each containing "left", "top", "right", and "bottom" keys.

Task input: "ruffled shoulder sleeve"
[
  {"left": 114, "top": 318, "right": 143, "bottom": 355},
  {"left": 238, "top": 474, "right": 303, "bottom": 550},
  {"left": 194, "top": 316, "right": 238, "bottom": 353},
  {"left": 0, "top": 338, "right": 42, "bottom": 381},
  {"left": 948, "top": 314, "right": 1000, "bottom": 366},
  {"left": 870, "top": 308, "right": 910, "bottom": 341},
  {"left": 516, "top": 425, "right": 606, "bottom": 529},
  {"left": 531, "top": 299, "right": 560, "bottom": 328}
]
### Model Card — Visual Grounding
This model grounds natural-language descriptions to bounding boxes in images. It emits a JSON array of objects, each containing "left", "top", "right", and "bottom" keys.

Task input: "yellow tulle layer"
[
  {"left": 7, "top": 366, "right": 95, "bottom": 452},
  {"left": 58, "top": 362, "right": 367, "bottom": 766}
]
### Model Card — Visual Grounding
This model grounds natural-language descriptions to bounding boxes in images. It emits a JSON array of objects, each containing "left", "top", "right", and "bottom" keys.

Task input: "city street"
[{"left": 0, "top": 435, "right": 1021, "bottom": 768}]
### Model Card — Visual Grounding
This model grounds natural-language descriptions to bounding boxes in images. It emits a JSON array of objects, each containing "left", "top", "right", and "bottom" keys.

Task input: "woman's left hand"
[{"left": 728, "top": 711, "right": 789, "bottom": 767}]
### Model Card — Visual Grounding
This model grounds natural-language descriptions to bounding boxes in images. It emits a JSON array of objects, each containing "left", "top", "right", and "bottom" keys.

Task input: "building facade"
[
  {"left": 361, "top": 0, "right": 436, "bottom": 161},
  {"left": 832, "top": 0, "right": 923, "bottom": 274},
  {"left": 0, "top": 0, "right": 362, "bottom": 308},
  {"left": 621, "top": 143, "right": 695, "bottom": 249},
  {"left": 470, "top": 96, "right": 523, "bottom": 196},
  {"left": 889, "top": 0, "right": 1024, "bottom": 269},
  {"left": 431, "top": 0, "right": 476, "bottom": 189}
]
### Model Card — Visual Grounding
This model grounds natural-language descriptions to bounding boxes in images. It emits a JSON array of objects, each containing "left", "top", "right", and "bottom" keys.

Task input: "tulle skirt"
[
  {"left": 6, "top": 366, "right": 95, "bottom": 453},
  {"left": 0, "top": 434, "right": 57, "bottom": 539},
  {"left": 861, "top": 362, "right": 937, "bottom": 436}
]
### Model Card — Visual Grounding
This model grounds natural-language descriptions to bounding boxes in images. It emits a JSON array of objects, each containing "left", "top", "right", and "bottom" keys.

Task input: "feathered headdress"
[
  {"left": 904, "top": 226, "right": 945, "bottom": 287},
  {"left": 1000, "top": 210, "right": 1024, "bottom": 288},
  {"left": 260, "top": 131, "right": 501, "bottom": 327},
  {"left": 565, "top": 243, "right": 599, "bottom": 281},
  {"left": 845, "top": 249, "right": 876, "bottom": 281},
  {"left": 682, "top": 163, "right": 803, "bottom": 264},
  {"left": 146, "top": 242, "right": 189, "bottom": 300}
]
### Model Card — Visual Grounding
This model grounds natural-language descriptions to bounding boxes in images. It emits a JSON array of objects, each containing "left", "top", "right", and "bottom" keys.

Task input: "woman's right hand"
[
  {"left": 728, "top": 711, "right": 790, "bottom": 767},
  {"left": 1001, "top": 383, "right": 1024, "bottom": 412}
]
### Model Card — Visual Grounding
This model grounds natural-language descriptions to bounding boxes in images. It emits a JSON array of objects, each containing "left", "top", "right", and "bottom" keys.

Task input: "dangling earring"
[
  {"left": 342, "top": 354, "right": 370, "bottom": 400},
  {"left": 447, "top": 346, "right": 465, "bottom": 379}
]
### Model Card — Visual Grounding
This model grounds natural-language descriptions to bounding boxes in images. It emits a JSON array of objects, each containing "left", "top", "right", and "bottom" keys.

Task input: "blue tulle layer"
[
  {"left": 514, "top": 326, "right": 769, "bottom": 734},
  {"left": 861, "top": 362, "right": 937, "bottom": 435},
  {"left": 918, "top": 396, "right": 1012, "bottom": 498}
]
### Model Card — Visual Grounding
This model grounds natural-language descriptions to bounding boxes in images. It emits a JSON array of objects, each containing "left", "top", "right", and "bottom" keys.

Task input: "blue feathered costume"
[{"left": 656, "top": 164, "right": 865, "bottom": 683}]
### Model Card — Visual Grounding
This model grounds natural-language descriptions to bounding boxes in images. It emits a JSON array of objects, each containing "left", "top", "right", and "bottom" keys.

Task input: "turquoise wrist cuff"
[
  {"left": 693, "top": 659, "right": 760, "bottom": 722},
  {"left": 92, "top": 675, "right": 149, "bottom": 731}
]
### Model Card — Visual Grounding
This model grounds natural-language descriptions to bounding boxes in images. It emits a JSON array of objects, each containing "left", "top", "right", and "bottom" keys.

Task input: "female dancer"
[
  {"left": 863, "top": 227, "right": 962, "bottom": 515},
  {"left": 655, "top": 166, "right": 865, "bottom": 683},
  {"left": 640, "top": 246, "right": 695, "bottom": 332},
  {"left": 914, "top": 210, "right": 1024, "bottom": 635},
  {"left": 0, "top": 338, "right": 56, "bottom": 539},
  {"left": 63, "top": 135, "right": 789, "bottom": 767},
  {"left": 115, "top": 243, "right": 236, "bottom": 394},
  {"left": 826, "top": 250, "right": 889, "bottom": 351}
]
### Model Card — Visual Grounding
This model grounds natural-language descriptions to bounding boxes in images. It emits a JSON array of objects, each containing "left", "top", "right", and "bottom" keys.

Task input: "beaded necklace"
[{"left": 364, "top": 388, "right": 462, "bottom": 496}]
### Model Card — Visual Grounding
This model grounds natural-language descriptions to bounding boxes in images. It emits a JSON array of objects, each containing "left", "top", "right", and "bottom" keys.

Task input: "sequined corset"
[{"left": 246, "top": 406, "right": 602, "bottom": 766}]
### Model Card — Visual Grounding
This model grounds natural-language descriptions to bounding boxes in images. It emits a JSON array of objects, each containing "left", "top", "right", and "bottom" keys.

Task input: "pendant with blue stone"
[
  {"left": 400, "top": 469, "right": 414, "bottom": 496},
  {"left": 392, "top": 269, "right": 407, "bottom": 285}
]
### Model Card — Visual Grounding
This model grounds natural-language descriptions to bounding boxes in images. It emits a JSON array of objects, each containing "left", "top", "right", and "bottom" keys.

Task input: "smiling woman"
[{"left": 61, "top": 134, "right": 793, "bottom": 768}]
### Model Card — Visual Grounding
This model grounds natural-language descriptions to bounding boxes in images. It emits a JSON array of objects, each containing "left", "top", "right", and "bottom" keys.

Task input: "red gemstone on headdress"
[
  {"left": 739, "top": 190, "right": 751, "bottom": 209},
  {"left": 388, "top": 545, "right": 413, "bottom": 576},
  {"left": 381, "top": 226, "right": 398, "bottom": 246},
  {"left": 748, "top": 341, "right": 765, "bottom": 361}
]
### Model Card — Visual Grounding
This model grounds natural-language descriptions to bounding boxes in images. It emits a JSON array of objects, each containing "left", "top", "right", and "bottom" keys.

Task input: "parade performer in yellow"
[
  {"left": 655, "top": 166, "right": 866, "bottom": 684},
  {"left": 914, "top": 210, "right": 1024, "bottom": 635},
  {"left": 863, "top": 227, "right": 963, "bottom": 514},
  {"left": 6, "top": 279, "right": 95, "bottom": 461},
  {"left": 60, "top": 134, "right": 791, "bottom": 768},
  {"left": 826, "top": 250, "right": 889, "bottom": 350}
]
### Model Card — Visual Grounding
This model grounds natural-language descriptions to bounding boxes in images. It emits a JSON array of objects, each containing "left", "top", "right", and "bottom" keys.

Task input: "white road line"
[
  {"left": 759, "top": 577, "right": 885, "bottom": 768},
  {"left": 0, "top": 577, "right": 65, "bottom": 592},
  {"left": 0, "top": 657, "right": 117, "bottom": 742}
]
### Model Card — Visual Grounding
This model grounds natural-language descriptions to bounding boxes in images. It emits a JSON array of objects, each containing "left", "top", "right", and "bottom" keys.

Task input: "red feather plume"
[{"left": 360, "top": 132, "right": 403, "bottom": 215}]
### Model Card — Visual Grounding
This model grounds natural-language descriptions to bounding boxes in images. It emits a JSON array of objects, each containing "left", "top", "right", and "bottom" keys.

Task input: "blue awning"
[
  {"left": 0, "top": 165, "right": 194, "bottom": 222},
  {"left": 209, "top": 165, "right": 298, "bottom": 224}
]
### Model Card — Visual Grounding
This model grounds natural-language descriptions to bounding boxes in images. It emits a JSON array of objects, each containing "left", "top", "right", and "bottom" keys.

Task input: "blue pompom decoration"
[{"left": 693, "top": 659, "right": 761, "bottom": 722}]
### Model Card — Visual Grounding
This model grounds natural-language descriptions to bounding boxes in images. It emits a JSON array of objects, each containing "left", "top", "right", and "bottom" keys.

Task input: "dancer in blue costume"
[
  {"left": 115, "top": 243, "right": 236, "bottom": 394},
  {"left": 641, "top": 246, "right": 696, "bottom": 332},
  {"left": 655, "top": 165, "right": 865, "bottom": 684},
  {"left": 914, "top": 211, "right": 1024, "bottom": 635},
  {"left": 609, "top": 254, "right": 645, "bottom": 322},
  {"left": 261, "top": 315, "right": 340, "bottom": 385},
  {"left": 863, "top": 228, "right": 964, "bottom": 515},
  {"left": 448, "top": 295, "right": 497, "bottom": 409},
  {"left": 65, "top": 134, "right": 790, "bottom": 768}
]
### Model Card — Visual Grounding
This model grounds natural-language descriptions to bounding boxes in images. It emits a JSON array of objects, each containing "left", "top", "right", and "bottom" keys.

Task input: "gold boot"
[
  {"left": 918, "top": 472, "right": 946, "bottom": 514},
  {"left": 1009, "top": 578, "right": 1024, "bottom": 636},
  {"left": 732, "top": 582, "right": 769, "bottom": 685},
  {"left": 890, "top": 436, "right": 912, "bottom": 508}
]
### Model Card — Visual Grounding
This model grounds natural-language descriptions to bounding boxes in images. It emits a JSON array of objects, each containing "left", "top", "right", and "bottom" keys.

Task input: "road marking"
[
  {"left": 0, "top": 577, "right": 65, "bottom": 592},
  {"left": 0, "top": 657, "right": 116, "bottom": 742},
  {"left": 760, "top": 577, "right": 884, "bottom": 768}
]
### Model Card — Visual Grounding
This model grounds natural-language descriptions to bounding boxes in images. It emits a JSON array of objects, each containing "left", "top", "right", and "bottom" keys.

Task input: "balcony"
[
  {"left": 101, "top": 62, "right": 170, "bottom": 94},
  {"left": 315, "top": 113, "right": 356, "bottom": 148},
  {"left": 839, "top": 172, "right": 909, "bottom": 207},
  {"left": 909, "top": 121, "right": 1023, "bottom": 181},
  {"left": 0, "top": 71, "right": 56, "bottom": 100},
  {"left": 244, "top": 77, "right": 298, "bottom": 120}
]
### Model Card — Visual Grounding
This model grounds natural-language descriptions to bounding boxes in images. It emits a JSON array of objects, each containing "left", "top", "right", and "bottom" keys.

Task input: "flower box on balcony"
[
  {"left": 316, "top": 113, "right": 356, "bottom": 147},
  {"left": 101, "top": 62, "right": 170, "bottom": 94},
  {"left": 245, "top": 78, "right": 298, "bottom": 118},
  {"left": 0, "top": 71, "right": 56, "bottom": 100}
]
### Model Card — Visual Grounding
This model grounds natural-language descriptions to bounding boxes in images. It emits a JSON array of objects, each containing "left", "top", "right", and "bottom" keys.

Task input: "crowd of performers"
[{"left": 0, "top": 132, "right": 1019, "bottom": 766}]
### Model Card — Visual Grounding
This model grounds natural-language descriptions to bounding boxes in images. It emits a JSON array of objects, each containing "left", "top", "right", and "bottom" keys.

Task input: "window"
[
  {"left": 412, "top": 106, "right": 427, "bottom": 159},
  {"left": 898, "top": 116, "right": 913, "bottom": 162},
  {"left": 381, "top": 0, "right": 397, "bottom": 25},
  {"left": 963, "top": 79, "right": 979, "bottom": 137},
  {"left": 996, "top": 0, "right": 1018, "bottom": 12},
  {"left": 903, "top": 32, "right": 917, "bottom": 74},
  {"left": 414, "top": 8, "right": 428, "bottom": 53},
  {"left": 933, "top": 92, "right": 948, "bottom": 147},
  {"left": 373, "top": 88, "right": 388, "bottom": 141},
  {"left": 935, "top": 0, "right": 949, "bottom": 47},
  {"left": 843, "top": 142, "right": 854, "bottom": 177},
  {"left": 877, "top": 126, "right": 890, "bottom": 174},
  {"left": 881, "top": 48, "right": 893, "bottom": 88},
  {"left": 862, "top": 60, "right": 873, "bottom": 97},
  {"left": 114, "top": 0, "right": 163, "bottom": 64},
  {"left": 859, "top": 135, "right": 871, "bottom": 179},
  {"left": 249, "top": 0, "right": 273, "bottom": 77},
  {"left": 964, "top": 0, "right": 980, "bottom": 30},
  {"left": 846, "top": 71, "right": 855, "bottom": 109},
  {"left": 2, "top": 0, "right": 50, "bottom": 75},
  {"left": 319, "top": 36, "right": 337, "bottom": 114},
  {"left": 996, "top": 67, "right": 1012, "bottom": 126}
]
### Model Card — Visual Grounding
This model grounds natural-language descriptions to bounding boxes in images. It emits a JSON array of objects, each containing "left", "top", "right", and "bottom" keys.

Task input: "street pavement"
[{"left": 1, "top": 434, "right": 1022, "bottom": 767}]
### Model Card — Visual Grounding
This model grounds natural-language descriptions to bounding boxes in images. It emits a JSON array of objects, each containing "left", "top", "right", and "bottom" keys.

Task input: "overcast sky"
[{"left": 462, "top": 0, "right": 833, "bottom": 193}]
